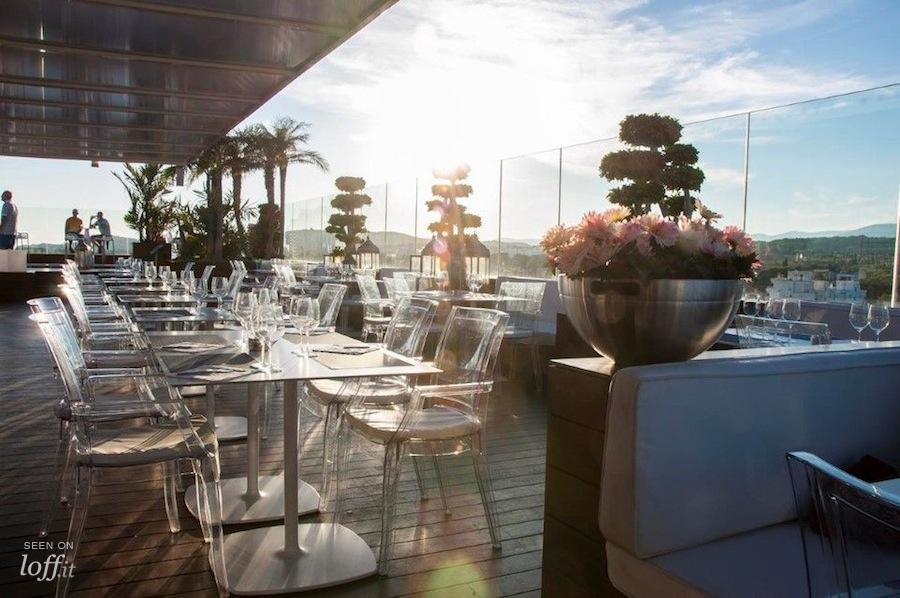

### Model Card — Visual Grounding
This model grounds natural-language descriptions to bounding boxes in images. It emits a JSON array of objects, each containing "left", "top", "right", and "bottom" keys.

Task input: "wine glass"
[
  {"left": 211, "top": 276, "right": 229, "bottom": 309},
  {"left": 467, "top": 272, "right": 481, "bottom": 293},
  {"left": 288, "top": 296, "right": 320, "bottom": 357},
  {"left": 253, "top": 303, "right": 282, "bottom": 371},
  {"left": 849, "top": 301, "right": 869, "bottom": 342},
  {"left": 233, "top": 292, "right": 257, "bottom": 351},
  {"left": 158, "top": 265, "right": 171, "bottom": 285},
  {"left": 868, "top": 303, "right": 890, "bottom": 342},
  {"left": 782, "top": 298, "right": 801, "bottom": 345},
  {"left": 252, "top": 287, "right": 271, "bottom": 307},
  {"left": 145, "top": 263, "right": 157, "bottom": 285}
]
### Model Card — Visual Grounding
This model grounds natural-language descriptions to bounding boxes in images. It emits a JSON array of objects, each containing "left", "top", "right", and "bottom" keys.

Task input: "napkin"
[{"left": 311, "top": 344, "right": 379, "bottom": 356}]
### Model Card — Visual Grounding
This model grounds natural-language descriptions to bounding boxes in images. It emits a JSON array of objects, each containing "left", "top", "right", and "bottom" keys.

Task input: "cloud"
[{"left": 261, "top": 0, "right": 877, "bottom": 197}]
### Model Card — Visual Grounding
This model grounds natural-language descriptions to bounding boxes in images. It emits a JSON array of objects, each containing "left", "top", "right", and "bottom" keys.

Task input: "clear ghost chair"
[
  {"left": 317, "top": 283, "right": 347, "bottom": 331},
  {"left": 181, "top": 261, "right": 195, "bottom": 278},
  {"left": 787, "top": 451, "right": 900, "bottom": 597},
  {"left": 198, "top": 264, "right": 215, "bottom": 292},
  {"left": 34, "top": 314, "right": 227, "bottom": 597},
  {"left": 357, "top": 274, "right": 393, "bottom": 341},
  {"left": 61, "top": 285, "right": 146, "bottom": 350},
  {"left": 30, "top": 310, "right": 161, "bottom": 538},
  {"left": 383, "top": 276, "right": 412, "bottom": 305},
  {"left": 334, "top": 306, "right": 509, "bottom": 574},
  {"left": 497, "top": 280, "right": 547, "bottom": 391},
  {"left": 28, "top": 297, "right": 153, "bottom": 367},
  {"left": 305, "top": 297, "right": 438, "bottom": 501}
]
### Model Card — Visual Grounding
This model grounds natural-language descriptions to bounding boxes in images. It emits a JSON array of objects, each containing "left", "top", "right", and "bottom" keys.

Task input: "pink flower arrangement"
[{"left": 541, "top": 202, "right": 760, "bottom": 280}]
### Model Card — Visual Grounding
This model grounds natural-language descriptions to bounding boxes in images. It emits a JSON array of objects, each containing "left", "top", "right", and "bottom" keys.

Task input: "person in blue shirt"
[{"left": 0, "top": 191, "right": 18, "bottom": 250}]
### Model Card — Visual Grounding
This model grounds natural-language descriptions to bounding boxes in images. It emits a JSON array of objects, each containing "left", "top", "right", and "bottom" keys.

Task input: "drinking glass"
[
  {"left": 233, "top": 292, "right": 257, "bottom": 351},
  {"left": 211, "top": 276, "right": 229, "bottom": 309},
  {"left": 145, "top": 263, "right": 157, "bottom": 284},
  {"left": 849, "top": 301, "right": 869, "bottom": 342},
  {"left": 467, "top": 273, "right": 482, "bottom": 293},
  {"left": 868, "top": 304, "right": 890, "bottom": 342},
  {"left": 288, "top": 296, "right": 319, "bottom": 357},
  {"left": 782, "top": 298, "right": 801, "bottom": 345},
  {"left": 181, "top": 270, "right": 195, "bottom": 293},
  {"left": 253, "top": 303, "right": 282, "bottom": 371},
  {"left": 158, "top": 265, "right": 171, "bottom": 284}
]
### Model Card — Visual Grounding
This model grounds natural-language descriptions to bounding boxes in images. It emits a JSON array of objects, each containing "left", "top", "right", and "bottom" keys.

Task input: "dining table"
[
  {"left": 131, "top": 306, "right": 239, "bottom": 330},
  {"left": 146, "top": 328, "right": 440, "bottom": 594}
]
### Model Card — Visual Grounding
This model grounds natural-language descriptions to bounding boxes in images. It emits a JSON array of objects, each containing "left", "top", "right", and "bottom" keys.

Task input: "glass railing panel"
[
  {"left": 746, "top": 86, "right": 900, "bottom": 303},
  {"left": 681, "top": 114, "right": 747, "bottom": 228},
  {"left": 499, "top": 151, "right": 560, "bottom": 278},
  {"left": 560, "top": 138, "right": 620, "bottom": 225},
  {"left": 384, "top": 179, "right": 417, "bottom": 269}
]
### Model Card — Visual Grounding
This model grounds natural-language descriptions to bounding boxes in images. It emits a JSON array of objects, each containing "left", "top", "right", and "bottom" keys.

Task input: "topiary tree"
[
  {"left": 425, "top": 164, "right": 481, "bottom": 289},
  {"left": 599, "top": 113, "right": 705, "bottom": 218},
  {"left": 325, "top": 176, "right": 371, "bottom": 265}
]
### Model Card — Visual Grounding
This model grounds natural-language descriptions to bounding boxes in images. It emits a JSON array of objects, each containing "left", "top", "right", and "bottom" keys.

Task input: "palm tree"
[
  {"left": 258, "top": 117, "right": 329, "bottom": 256},
  {"left": 221, "top": 126, "right": 263, "bottom": 239},
  {"left": 113, "top": 163, "right": 176, "bottom": 243},
  {"left": 190, "top": 138, "right": 231, "bottom": 261}
]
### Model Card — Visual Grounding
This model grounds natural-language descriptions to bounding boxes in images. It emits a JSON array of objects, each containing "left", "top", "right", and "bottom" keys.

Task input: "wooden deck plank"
[{"left": 0, "top": 305, "right": 547, "bottom": 597}]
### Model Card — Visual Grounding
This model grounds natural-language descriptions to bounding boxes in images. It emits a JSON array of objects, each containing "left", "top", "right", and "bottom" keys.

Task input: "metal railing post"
[
  {"left": 741, "top": 111, "right": 751, "bottom": 232},
  {"left": 497, "top": 159, "right": 503, "bottom": 278}
]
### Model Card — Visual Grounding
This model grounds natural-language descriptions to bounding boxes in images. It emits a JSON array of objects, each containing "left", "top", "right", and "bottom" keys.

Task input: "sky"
[{"left": 2, "top": 0, "right": 899, "bottom": 243}]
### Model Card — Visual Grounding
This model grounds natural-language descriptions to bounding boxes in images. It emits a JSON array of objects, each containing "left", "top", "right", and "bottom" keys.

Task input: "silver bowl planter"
[{"left": 558, "top": 276, "right": 741, "bottom": 368}]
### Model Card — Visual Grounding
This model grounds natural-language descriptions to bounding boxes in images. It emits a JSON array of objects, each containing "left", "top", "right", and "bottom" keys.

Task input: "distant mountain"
[
  {"left": 284, "top": 229, "right": 544, "bottom": 259},
  {"left": 751, "top": 223, "right": 895, "bottom": 242}
]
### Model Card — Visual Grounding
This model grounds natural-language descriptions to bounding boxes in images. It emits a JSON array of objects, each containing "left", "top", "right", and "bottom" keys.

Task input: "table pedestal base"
[
  {"left": 213, "top": 415, "right": 247, "bottom": 442},
  {"left": 184, "top": 475, "right": 319, "bottom": 525},
  {"left": 220, "top": 523, "right": 377, "bottom": 595}
]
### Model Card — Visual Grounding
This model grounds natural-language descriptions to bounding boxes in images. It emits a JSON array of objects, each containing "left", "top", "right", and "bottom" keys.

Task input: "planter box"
[
  {"left": 132, "top": 241, "right": 172, "bottom": 264},
  {"left": 0, "top": 249, "right": 27, "bottom": 272}
]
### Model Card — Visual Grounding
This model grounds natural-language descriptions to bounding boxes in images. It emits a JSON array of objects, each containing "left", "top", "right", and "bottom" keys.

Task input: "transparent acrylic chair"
[
  {"left": 60, "top": 285, "right": 147, "bottom": 350},
  {"left": 334, "top": 306, "right": 509, "bottom": 574},
  {"left": 305, "top": 297, "right": 438, "bottom": 502},
  {"left": 32, "top": 315, "right": 228, "bottom": 597},
  {"left": 28, "top": 296, "right": 152, "bottom": 362},
  {"left": 31, "top": 308, "right": 162, "bottom": 537},
  {"left": 357, "top": 274, "right": 393, "bottom": 341},
  {"left": 787, "top": 451, "right": 900, "bottom": 597},
  {"left": 198, "top": 264, "right": 215, "bottom": 291},
  {"left": 497, "top": 280, "right": 547, "bottom": 391},
  {"left": 383, "top": 276, "right": 412, "bottom": 304},
  {"left": 317, "top": 283, "right": 347, "bottom": 331}
]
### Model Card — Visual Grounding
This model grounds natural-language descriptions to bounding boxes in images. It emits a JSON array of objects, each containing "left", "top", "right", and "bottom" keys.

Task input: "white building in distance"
[{"left": 767, "top": 270, "right": 866, "bottom": 302}]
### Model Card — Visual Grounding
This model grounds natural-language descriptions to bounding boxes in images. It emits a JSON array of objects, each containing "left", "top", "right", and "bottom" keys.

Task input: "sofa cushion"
[
  {"left": 600, "top": 345, "right": 900, "bottom": 559},
  {"left": 606, "top": 522, "right": 807, "bottom": 598}
]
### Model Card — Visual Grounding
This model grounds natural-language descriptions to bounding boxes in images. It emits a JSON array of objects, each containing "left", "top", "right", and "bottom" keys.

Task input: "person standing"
[{"left": 0, "top": 190, "right": 17, "bottom": 250}]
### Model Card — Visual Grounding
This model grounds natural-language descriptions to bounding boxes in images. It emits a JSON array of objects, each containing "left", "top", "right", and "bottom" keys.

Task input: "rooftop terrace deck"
[{"left": 0, "top": 304, "right": 546, "bottom": 597}]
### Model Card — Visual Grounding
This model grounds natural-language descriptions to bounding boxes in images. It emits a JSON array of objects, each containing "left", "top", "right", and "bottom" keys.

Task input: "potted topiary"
[
  {"left": 325, "top": 176, "right": 371, "bottom": 268},
  {"left": 542, "top": 114, "right": 760, "bottom": 368},
  {"left": 425, "top": 164, "right": 481, "bottom": 290}
]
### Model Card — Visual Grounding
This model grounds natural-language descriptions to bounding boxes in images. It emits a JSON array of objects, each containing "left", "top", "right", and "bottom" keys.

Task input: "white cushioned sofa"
[{"left": 599, "top": 343, "right": 900, "bottom": 597}]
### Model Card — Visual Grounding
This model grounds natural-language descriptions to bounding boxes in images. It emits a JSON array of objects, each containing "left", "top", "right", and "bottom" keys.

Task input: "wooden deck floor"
[{"left": 0, "top": 305, "right": 546, "bottom": 597}]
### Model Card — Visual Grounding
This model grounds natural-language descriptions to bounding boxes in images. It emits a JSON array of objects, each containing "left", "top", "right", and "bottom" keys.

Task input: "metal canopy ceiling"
[{"left": 0, "top": 0, "right": 397, "bottom": 164}]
